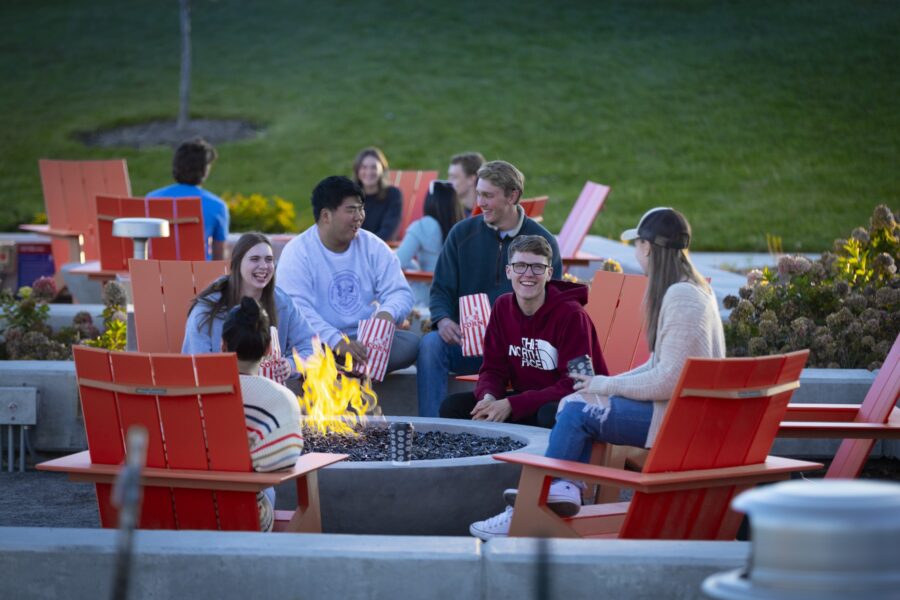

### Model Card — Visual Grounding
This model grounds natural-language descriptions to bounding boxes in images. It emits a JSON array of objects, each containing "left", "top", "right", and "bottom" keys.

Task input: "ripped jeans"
[{"left": 545, "top": 394, "right": 653, "bottom": 464}]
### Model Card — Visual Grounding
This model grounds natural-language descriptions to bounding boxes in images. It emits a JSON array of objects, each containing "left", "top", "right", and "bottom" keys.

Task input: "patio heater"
[{"left": 111, "top": 218, "right": 170, "bottom": 260}]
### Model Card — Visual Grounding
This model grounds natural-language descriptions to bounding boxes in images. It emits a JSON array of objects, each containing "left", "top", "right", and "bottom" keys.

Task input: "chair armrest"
[
  {"left": 779, "top": 412, "right": 900, "bottom": 439},
  {"left": 561, "top": 256, "right": 593, "bottom": 268},
  {"left": 456, "top": 374, "right": 479, "bottom": 383},
  {"left": 19, "top": 224, "right": 84, "bottom": 238},
  {"left": 403, "top": 270, "right": 434, "bottom": 282},
  {"left": 37, "top": 450, "right": 348, "bottom": 492},
  {"left": 494, "top": 452, "right": 822, "bottom": 494},
  {"left": 783, "top": 403, "right": 863, "bottom": 422}
]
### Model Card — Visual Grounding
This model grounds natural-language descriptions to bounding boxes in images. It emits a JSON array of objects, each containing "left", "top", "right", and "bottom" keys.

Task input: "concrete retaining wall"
[
  {"left": 0, "top": 361, "right": 83, "bottom": 452},
  {"left": 0, "top": 527, "right": 748, "bottom": 599},
  {"left": 0, "top": 360, "right": 887, "bottom": 458}
]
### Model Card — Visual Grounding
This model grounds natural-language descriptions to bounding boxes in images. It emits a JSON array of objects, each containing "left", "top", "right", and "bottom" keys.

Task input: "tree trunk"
[{"left": 176, "top": 0, "right": 192, "bottom": 131}]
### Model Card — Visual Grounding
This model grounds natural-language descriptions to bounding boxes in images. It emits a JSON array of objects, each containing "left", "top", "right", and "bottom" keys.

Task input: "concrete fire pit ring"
[{"left": 276, "top": 416, "right": 550, "bottom": 536}]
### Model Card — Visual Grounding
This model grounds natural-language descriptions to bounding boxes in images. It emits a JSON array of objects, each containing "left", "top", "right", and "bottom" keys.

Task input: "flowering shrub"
[
  {"left": 0, "top": 278, "right": 72, "bottom": 359},
  {"left": 0, "top": 278, "right": 123, "bottom": 359},
  {"left": 724, "top": 205, "right": 899, "bottom": 369},
  {"left": 223, "top": 192, "right": 297, "bottom": 233},
  {"left": 82, "top": 281, "right": 127, "bottom": 352},
  {"left": 600, "top": 258, "right": 623, "bottom": 273}
]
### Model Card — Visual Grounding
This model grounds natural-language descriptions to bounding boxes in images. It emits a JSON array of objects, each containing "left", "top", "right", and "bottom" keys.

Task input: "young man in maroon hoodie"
[{"left": 438, "top": 235, "right": 608, "bottom": 428}]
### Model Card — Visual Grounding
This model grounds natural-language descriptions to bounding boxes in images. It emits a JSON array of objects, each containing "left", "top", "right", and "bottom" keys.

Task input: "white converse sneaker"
[
  {"left": 469, "top": 506, "right": 514, "bottom": 540},
  {"left": 503, "top": 480, "right": 582, "bottom": 517}
]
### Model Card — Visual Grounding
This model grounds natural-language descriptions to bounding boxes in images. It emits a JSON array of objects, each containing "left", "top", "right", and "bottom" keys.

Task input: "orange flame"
[{"left": 292, "top": 338, "right": 379, "bottom": 436}]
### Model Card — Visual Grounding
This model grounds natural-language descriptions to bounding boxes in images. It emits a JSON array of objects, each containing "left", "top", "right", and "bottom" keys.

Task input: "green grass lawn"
[{"left": 1, "top": 0, "right": 897, "bottom": 251}]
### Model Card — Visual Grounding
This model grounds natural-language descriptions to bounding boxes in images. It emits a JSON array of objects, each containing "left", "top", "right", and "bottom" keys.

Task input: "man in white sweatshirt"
[{"left": 276, "top": 176, "right": 418, "bottom": 373}]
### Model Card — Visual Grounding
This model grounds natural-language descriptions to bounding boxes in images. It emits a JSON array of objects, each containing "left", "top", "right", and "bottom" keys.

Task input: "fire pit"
[{"left": 276, "top": 417, "right": 550, "bottom": 535}]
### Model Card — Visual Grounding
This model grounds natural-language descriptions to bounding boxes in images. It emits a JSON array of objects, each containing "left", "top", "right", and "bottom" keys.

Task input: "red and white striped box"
[
  {"left": 357, "top": 318, "right": 395, "bottom": 381},
  {"left": 259, "top": 326, "right": 287, "bottom": 384},
  {"left": 459, "top": 293, "right": 491, "bottom": 357}
]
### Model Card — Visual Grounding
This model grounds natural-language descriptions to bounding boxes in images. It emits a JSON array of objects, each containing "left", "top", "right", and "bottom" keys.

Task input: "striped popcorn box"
[
  {"left": 259, "top": 326, "right": 287, "bottom": 384},
  {"left": 357, "top": 318, "right": 395, "bottom": 382},
  {"left": 459, "top": 293, "right": 491, "bottom": 357}
]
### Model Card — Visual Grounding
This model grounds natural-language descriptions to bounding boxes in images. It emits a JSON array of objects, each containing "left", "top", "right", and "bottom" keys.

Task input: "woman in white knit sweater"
[
  {"left": 470, "top": 207, "right": 725, "bottom": 540},
  {"left": 221, "top": 297, "right": 304, "bottom": 532}
]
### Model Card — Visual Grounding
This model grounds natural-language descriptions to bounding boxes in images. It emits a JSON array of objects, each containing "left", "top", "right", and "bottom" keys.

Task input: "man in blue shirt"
[{"left": 147, "top": 138, "right": 229, "bottom": 260}]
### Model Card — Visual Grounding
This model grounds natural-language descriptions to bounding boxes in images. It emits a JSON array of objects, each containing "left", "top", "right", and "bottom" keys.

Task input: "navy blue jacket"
[{"left": 429, "top": 209, "right": 563, "bottom": 324}]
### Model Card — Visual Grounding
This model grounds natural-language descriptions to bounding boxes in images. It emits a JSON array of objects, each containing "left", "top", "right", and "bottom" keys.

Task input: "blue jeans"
[
  {"left": 416, "top": 331, "right": 483, "bottom": 417},
  {"left": 546, "top": 395, "right": 653, "bottom": 464}
]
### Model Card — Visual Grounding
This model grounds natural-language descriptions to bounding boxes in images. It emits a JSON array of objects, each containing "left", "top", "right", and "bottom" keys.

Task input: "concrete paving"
[{"left": 574, "top": 235, "right": 819, "bottom": 313}]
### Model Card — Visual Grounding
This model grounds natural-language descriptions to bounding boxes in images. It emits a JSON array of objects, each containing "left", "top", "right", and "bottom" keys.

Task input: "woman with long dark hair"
[
  {"left": 354, "top": 146, "right": 403, "bottom": 242},
  {"left": 182, "top": 232, "right": 316, "bottom": 380},
  {"left": 396, "top": 180, "right": 465, "bottom": 305},
  {"left": 469, "top": 207, "right": 726, "bottom": 539},
  {"left": 221, "top": 297, "right": 304, "bottom": 531}
]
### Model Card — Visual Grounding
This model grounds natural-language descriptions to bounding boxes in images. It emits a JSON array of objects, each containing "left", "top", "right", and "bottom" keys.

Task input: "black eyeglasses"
[{"left": 509, "top": 262, "right": 549, "bottom": 275}]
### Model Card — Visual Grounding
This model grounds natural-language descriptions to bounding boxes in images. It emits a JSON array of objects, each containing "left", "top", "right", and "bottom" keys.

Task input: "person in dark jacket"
[
  {"left": 417, "top": 160, "right": 562, "bottom": 417},
  {"left": 439, "top": 235, "right": 607, "bottom": 428},
  {"left": 354, "top": 147, "right": 403, "bottom": 241}
]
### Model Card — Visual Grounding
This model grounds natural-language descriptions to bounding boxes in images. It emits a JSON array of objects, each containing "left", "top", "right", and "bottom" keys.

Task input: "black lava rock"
[{"left": 302, "top": 424, "right": 526, "bottom": 462}]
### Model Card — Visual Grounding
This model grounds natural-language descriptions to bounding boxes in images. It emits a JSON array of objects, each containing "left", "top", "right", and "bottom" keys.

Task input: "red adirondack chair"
[
  {"left": 97, "top": 195, "right": 206, "bottom": 270},
  {"left": 37, "top": 346, "right": 346, "bottom": 532},
  {"left": 558, "top": 181, "right": 611, "bottom": 269},
  {"left": 584, "top": 270, "right": 651, "bottom": 375},
  {"left": 388, "top": 170, "right": 439, "bottom": 241},
  {"left": 20, "top": 159, "right": 131, "bottom": 270},
  {"left": 500, "top": 351, "right": 822, "bottom": 539},
  {"left": 69, "top": 195, "right": 208, "bottom": 283},
  {"left": 779, "top": 333, "right": 900, "bottom": 478},
  {"left": 130, "top": 259, "right": 228, "bottom": 353}
]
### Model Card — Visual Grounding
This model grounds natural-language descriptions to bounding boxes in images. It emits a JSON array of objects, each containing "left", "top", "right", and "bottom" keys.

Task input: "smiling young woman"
[
  {"left": 353, "top": 147, "right": 403, "bottom": 242},
  {"left": 182, "top": 232, "right": 318, "bottom": 380}
]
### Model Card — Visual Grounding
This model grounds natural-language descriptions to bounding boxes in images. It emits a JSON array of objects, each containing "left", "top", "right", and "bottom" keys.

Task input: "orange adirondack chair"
[
  {"left": 779, "top": 333, "right": 900, "bottom": 478},
  {"left": 96, "top": 195, "right": 206, "bottom": 271},
  {"left": 37, "top": 346, "right": 345, "bottom": 532},
  {"left": 130, "top": 259, "right": 228, "bottom": 353},
  {"left": 558, "top": 181, "right": 611, "bottom": 269},
  {"left": 388, "top": 169, "right": 439, "bottom": 241},
  {"left": 584, "top": 270, "right": 650, "bottom": 375},
  {"left": 20, "top": 159, "right": 131, "bottom": 269},
  {"left": 471, "top": 195, "right": 548, "bottom": 222},
  {"left": 499, "top": 351, "right": 822, "bottom": 539}
]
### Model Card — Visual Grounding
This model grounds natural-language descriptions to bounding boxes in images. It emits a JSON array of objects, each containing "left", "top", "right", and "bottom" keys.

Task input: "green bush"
[
  {"left": 724, "top": 205, "right": 899, "bottom": 369},
  {"left": 223, "top": 192, "right": 297, "bottom": 233},
  {"left": 0, "top": 277, "right": 99, "bottom": 360},
  {"left": 82, "top": 281, "right": 128, "bottom": 352},
  {"left": 0, "top": 277, "right": 128, "bottom": 358}
]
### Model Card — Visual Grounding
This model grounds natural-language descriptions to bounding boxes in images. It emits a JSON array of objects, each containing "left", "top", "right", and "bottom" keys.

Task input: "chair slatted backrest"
[
  {"left": 39, "top": 159, "right": 131, "bottom": 266},
  {"left": 557, "top": 181, "right": 611, "bottom": 260},
  {"left": 470, "top": 196, "right": 548, "bottom": 220},
  {"left": 388, "top": 170, "right": 439, "bottom": 240},
  {"left": 584, "top": 271, "right": 650, "bottom": 375},
  {"left": 96, "top": 195, "right": 206, "bottom": 271},
  {"left": 619, "top": 351, "right": 810, "bottom": 540},
  {"left": 828, "top": 335, "right": 900, "bottom": 478},
  {"left": 130, "top": 259, "right": 228, "bottom": 353},
  {"left": 74, "top": 346, "right": 256, "bottom": 530}
]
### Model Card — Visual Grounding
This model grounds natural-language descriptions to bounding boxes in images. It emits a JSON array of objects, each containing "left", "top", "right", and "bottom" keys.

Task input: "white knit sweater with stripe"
[
  {"left": 585, "top": 282, "right": 725, "bottom": 447},
  {"left": 240, "top": 374, "right": 304, "bottom": 531}
]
